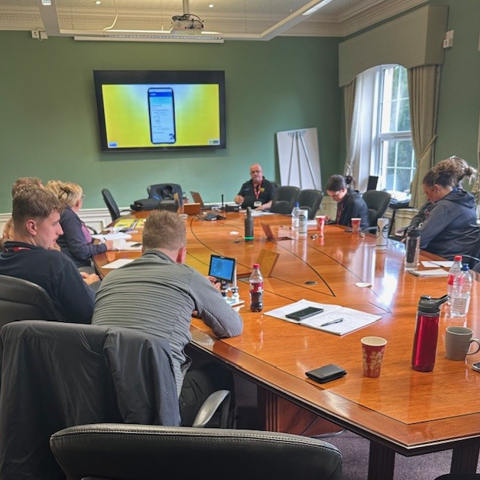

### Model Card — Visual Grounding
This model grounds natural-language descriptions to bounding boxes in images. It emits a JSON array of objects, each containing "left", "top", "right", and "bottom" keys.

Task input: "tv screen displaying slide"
[{"left": 93, "top": 70, "right": 226, "bottom": 152}]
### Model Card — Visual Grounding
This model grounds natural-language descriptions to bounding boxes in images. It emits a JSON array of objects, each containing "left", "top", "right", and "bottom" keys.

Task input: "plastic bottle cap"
[
  {"left": 253, "top": 263, "right": 259, "bottom": 268},
  {"left": 454, "top": 255, "right": 462, "bottom": 261},
  {"left": 461, "top": 264, "right": 470, "bottom": 271}
]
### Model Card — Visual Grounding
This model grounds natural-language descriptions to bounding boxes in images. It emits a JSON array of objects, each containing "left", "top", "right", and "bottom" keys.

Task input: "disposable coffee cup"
[
  {"left": 445, "top": 326, "right": 480, "bottom": 361},
  {"left": 254, "top": 201, "right": 262, "bottom": 209},
  {"left": 351, "top": 218, "right": 361, "bottom": 234},
  {"left": 315, "top": 215, "right": 326, "bottom": 237},
  {"left": 361, "top": 336, "right": 387, "bottom": 378},
  {"left": 298, "top": 209, "right": 308, "bottom": 235}
]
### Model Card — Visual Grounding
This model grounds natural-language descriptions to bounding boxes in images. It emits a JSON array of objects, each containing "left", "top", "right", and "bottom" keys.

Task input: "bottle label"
[{"left": 250, "top": 281, "right": 263, "bottom": 293}]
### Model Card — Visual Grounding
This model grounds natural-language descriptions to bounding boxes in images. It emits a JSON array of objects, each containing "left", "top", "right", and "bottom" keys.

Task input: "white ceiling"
[{"left": 0, "top": 0, "right": 428, "bottom": 42}]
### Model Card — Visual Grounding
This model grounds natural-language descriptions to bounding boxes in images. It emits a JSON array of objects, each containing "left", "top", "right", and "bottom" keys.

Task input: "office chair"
[
  {"left": 0, "top": 274, "right": 59, "bottom": 329},
  {"left": 101, "top": 188, "right": 130, "bottom": 222},
  {"left": 361, "top": 190, "right": 392, "bottom": 227},
  {"left": 434, "top": 475, "right": 480, "bottom": 479},
  {"left": 50, "top": 423, "right": 343, "bottom": 480},
  {"left": 0, "top": 321, "right": 230, "bottom": 480},
  {"left": 298, "top": 189, "right": 323, "bottom": 220},
  {"left": 270, "top": 186, "right": 300, "bottom": 215},
  {"left": 147, "top": 183, "right": 183, "bottom": 207}
]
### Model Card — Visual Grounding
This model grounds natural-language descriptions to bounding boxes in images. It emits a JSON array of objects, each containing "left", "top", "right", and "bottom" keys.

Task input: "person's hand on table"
[
  {"left": 81, "top": 272, "right": 100, "bottom": 285},
  {"left": 207, "top": 276, "right": 221, "bottom": 290}
]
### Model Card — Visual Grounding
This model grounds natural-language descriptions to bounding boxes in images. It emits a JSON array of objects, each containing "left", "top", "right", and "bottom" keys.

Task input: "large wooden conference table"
[{"left": 95, "top": 211, "right": 480, "bottom": 480}]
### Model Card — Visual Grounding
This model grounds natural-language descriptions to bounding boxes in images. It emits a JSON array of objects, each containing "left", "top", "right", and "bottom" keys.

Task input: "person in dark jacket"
[
  {"left": 0, "top": 185, "right": 97, "bottom": 324},
  {"left": 47, "top": 180, "right": 114, "bottom": 269},
  {"left": 419, "top": 157, "right": 478, "bottom": 258},
  {"left": 326, "top": 175, "right": 369, "bottom": 230}
]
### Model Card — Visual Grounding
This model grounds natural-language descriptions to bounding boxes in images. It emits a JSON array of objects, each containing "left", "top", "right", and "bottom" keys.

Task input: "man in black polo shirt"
[
  {"left": 234, "top": 163, "right": 276, "bottom": 210},
  {"left": 0, "top": 185, "right": 97, "bottom": 324}
]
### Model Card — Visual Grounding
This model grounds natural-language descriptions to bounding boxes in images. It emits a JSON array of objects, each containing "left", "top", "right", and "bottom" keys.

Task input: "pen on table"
[{"left": 319, "top": 318, "right": 343, "bottom": 327}]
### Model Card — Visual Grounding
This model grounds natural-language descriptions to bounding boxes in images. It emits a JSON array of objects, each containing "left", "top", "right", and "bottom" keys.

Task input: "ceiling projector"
[{"left": 170, "top": 14, "right": 204, "bottom": 34}]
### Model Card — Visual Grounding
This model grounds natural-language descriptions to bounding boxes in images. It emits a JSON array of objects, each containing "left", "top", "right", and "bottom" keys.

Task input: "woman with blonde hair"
[
  {"left": 48, "top": 181, "right": 113, "bottom": 268},
  {"left": 419, "top": 157, "right": 478, "bottom": 258}
]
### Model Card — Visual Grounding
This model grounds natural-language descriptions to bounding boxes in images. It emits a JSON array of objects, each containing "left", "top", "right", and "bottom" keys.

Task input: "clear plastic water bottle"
[
  {"left": 291, "top": 202, "right": 300, "bottom": 230},
  {"left": 450, "top": 264, "right": 473, "bottom": 318},
  {"left": 249, "top": 263, "right": 264, "bottom": 312},
  {"left": 447, "top": 255, "right": 463, "bottom": 303}
]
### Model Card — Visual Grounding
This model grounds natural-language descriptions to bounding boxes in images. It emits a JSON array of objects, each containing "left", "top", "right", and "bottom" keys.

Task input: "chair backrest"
[
  {"left": 50, "top": 423, "right": 343, "bottom": 480},
  {"left": 147, "top": 184, "right": 183, "bottom": 206},
  {"left": 270, "top": 186, "right": 300, "bottom": 215},
  {"left": 0, "top": 274, "right": 59, "bottom": 328},
  {"left": 101, "top": 188, "right": 121, "bottom": 222},
  {"left": 361, "top": 190, "right": 392, "bottom": 227},
  {"left": 298, "top": 189, "right": 323, "bottom": 220},
  {"left": 0, "top": 321, "right": 180, "bottom": 480}
]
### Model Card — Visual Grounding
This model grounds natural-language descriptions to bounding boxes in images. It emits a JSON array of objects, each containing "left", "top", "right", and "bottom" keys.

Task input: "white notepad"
[{"left": 265, "top": 299, "right": 381, "bottom": 336}]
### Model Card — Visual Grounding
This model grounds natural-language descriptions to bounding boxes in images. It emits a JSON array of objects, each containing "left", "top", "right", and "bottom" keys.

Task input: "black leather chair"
[
  {"left": 361, "top": 190, "right": 392, "bottom": 227},
  {"left": 298, "top": 189, "right": 323, "bottom": 220},
  {"left": 0, "top": 274, "right": 59, "bottom": 328},
  {"left": 147, "top": 183, "right": 183, "bottom": 207},
  {"left": 434, "top": 475, "right": 480, "bottom": 479},
  {"left": 0, "top": 320, "right": 232, "bottom": 480},
  {"left": 101, "top": 188, "right": 129, "bottom": 222},
  {"left": 50, "top": 423, "right": 343, "bottom": 480},
  {"left": 270, "top": 186, "right": 300, "bottom": 215}
]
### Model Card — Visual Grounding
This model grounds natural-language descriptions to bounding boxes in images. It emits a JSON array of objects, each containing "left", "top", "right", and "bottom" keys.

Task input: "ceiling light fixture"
[
  {"left": 302, "top": 0, "right": 333, "bottom": 16},
  {"left": 41, "top": 0, "right": 52, "bottom": 5}
]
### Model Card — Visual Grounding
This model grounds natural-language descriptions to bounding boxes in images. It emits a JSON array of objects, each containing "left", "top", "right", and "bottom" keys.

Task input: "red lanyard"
[{"left": 254, "top": 181, "right": 262, "bottom": 200}]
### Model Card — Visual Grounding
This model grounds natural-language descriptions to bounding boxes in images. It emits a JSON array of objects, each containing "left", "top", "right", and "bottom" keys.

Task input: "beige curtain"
[
  {"left": 408, "top": 65, "right": 441, "bottom": 208},
  {"left": 343, "top": 78, "right": 357, "bottom": 177}
]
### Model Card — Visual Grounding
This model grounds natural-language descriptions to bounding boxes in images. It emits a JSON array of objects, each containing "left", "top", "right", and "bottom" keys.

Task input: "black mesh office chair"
[
  {"left": 50, "top": 423, "right": 343, "bottom": 480},
  {"left": 270, "top": 186, "right": 300, "bottom": 215},
  {"left": 147, "top": 184, "right": 183, "bottom": 207},
  {"left": 298, "top": 189, "right": 323, "bottom": 220},
  {"left": 0, "top": 274, "right": 59, "bottom": 329},
  {"left": 362, "top": 190, "right": 392, "bottom": 227},
  {"left": 101, "top": 188, "right": 130, "bottom": 222}
]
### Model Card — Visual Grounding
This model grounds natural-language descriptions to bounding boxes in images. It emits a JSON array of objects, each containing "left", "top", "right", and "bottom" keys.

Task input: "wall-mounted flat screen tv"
[{"left": 93, "top": 70, "right": 226, "bottom": 152}]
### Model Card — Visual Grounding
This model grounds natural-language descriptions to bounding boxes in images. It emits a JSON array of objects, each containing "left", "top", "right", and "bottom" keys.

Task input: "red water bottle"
[
  {"left": 411, "top": 295, "right": 449, "bottom": 372},
  {"left": 249, "top": 263, "right": 263, "bottom": 312}
]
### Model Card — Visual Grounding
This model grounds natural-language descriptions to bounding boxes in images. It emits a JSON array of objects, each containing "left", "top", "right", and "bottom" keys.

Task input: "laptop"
[
  {"left": 190, "top": 191, "right": 214, "bottom": 210},
  {"left": 261, "top": 223, "right": 293, "bottom": 242}
]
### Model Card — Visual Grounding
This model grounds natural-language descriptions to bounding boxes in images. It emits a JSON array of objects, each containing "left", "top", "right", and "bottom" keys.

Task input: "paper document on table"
[
  {"left": 409, "top": 269, "right": 449, "bottom": 277},
  {"left": 112, "top": 239, "right": 142, "bottom": 251},
  {"left": 421, "top": 260, "right": 453, "bottom": 268},
  {"left": 251, "top": 210, "right": 275, "bottom": 217},
  {"left": 92, "top": 232, "right": 132, "bottom": 241},
  {"left": 103, "top": 258, "right": 135, "bottom": 269},
  {"left": 264, "top": 299, "right": 381, "bottom": 336}
]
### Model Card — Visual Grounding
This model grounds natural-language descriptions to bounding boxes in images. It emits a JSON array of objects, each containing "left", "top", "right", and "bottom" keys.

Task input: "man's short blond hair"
[
  {"left": 142, "top": 211, "right": 186, "bottom": 251},
  {"left": 11, "top": 177, "right": 42, "bottom": 197},
  {"left": 12, "top": 185, "right": 63, "bottom": 225}
]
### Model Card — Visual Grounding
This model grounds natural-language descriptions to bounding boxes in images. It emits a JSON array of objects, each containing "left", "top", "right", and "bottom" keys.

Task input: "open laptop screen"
[{"left": 208, "top": 255, "right": 236, "bottom": 283}]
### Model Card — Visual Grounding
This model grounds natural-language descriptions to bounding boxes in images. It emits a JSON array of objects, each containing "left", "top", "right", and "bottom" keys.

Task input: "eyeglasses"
[
  {"left": 250, "top": 170, "right": 262, "bottom": 174},
  {"left": 81, "top": 195, "right": 85, "bottom": 199}
]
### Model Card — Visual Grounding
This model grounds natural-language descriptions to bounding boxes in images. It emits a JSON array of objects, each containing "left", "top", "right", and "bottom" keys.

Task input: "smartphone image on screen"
[
  {"left": 285, "top": 306, "right": 324, "bottom": 321},
  {"left": 148, "top": 87, "right": 176, "bottom": 144}
]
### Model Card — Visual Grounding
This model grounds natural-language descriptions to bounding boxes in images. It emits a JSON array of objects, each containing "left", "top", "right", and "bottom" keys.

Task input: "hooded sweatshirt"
[{"left": 420, "top": 188, "right": 478, "bottom": 258}]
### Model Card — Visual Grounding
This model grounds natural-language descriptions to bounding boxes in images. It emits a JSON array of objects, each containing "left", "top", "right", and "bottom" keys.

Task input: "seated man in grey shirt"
[{"left": 92, "top": 210, "right": 243, "bottom": 426}]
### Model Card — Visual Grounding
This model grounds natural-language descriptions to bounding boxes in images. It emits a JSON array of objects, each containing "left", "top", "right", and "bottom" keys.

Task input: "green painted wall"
[
  {"left": 0, "top": 32, "right": 341, "bottom": 212},
  {"left": 430, "top": 0, "right": 480, "bottom": 165}
]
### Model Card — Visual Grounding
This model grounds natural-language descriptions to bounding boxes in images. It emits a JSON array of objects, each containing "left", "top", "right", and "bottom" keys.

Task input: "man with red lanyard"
[
  {"left": 0, "top": 185, "right": 98, "bottom": 324},
  {"left": 234, "top": 163, "right": 276, "bottom": 210}
]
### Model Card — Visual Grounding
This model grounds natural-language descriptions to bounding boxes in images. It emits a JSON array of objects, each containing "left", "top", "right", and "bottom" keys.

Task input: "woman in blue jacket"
[{"left": 419, "top": 157, "right": 478, "bottom": 258}]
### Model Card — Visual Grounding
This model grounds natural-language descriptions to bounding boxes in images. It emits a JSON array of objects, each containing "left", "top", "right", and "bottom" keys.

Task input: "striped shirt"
[{"left": 92, "top": 250, "right": 243, "bottom": 395}]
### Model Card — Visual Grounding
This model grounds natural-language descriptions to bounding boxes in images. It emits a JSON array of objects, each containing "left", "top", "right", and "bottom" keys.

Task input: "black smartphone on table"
[{"left": 286, "top": 306, "right": 324, "bottom": 321}]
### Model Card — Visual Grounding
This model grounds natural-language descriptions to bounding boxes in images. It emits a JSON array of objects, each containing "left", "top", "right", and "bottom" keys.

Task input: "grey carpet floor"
[{"left": 316, "top": 430, "right": 478, "bottom": 480}]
